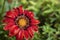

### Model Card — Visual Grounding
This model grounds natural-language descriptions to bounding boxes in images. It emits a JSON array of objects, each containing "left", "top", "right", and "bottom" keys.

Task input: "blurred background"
[{"left": 0, "top": 0, "right": 60, "bottom": 40}]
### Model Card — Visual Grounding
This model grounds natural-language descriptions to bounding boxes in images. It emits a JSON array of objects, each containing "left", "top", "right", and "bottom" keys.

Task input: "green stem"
[
  {"left": 1, "top": 0, "right": 5, "bottom": 15},
  {"left": 0, "top": 0, "right": 5, "bottom": 20}
]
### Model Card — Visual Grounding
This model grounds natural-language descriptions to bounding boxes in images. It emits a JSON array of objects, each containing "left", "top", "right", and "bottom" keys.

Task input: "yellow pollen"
[{"left": 18, "top": 18, "right": 27, "bottom": 27}]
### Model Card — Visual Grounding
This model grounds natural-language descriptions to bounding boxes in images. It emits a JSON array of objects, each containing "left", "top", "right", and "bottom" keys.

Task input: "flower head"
[{"left": 3, "top": 6, "right": 40, "bottom": 40}]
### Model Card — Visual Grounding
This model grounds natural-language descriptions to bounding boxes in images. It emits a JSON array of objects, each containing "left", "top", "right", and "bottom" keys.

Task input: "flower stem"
[{"left": 0, "top": 0, "right": 5, "bottom": 20}]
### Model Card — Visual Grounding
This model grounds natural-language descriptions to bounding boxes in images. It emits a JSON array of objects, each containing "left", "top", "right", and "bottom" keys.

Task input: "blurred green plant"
[{"left": 0, "top": 0, "right": 60, "bottom": 40}]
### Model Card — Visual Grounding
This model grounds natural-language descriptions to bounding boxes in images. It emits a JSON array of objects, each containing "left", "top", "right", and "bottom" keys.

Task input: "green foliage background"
[{"left": 0, "top": 0, "right": 60, "bottom": 40}]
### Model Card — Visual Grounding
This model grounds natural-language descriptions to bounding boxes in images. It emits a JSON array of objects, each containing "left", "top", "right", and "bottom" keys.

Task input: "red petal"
[
  {"left": 9, "top": 26, "right": 19, "bottom": 37},
  {"left": 16, "top": 30, "right": 24, "bottom": 40},
  {"left": 30, "top": 19, "right": 40, "bottom": 25},
  {"left": 27, "top": 27, "right": 34, "bottom": 38},
  {"left": 18, "top": 6, "right": 24, "bottom": 15},
  {"left": 24, "top": 10, "right": 34, "bottom": 19},
  {"left": 3, "top": 17, "right": 14, "bottom": 23},
  {"left": 28, "top": 11, "right": 34, "bottom": 18},
  {"left": 9, "top": 25, "right": 17, "bottom": 31},
  {"left": 3, "top": 23, "right": 14, "bottom": 31},
  {"left": 24, "top": 30, "right": 29, "bottom": 39},
  {"left": 31, "top": 26, "right": 38, "bottom": 31},
  {"left": 6, "top": 8, "right": 18, "bottom": 19}
]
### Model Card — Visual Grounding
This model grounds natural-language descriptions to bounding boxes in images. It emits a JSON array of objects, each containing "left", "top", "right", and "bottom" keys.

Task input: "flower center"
[
  {"left": 16, "top": 16, "right": 29, "bottom": 28},
  {"left": 18, "top": 18, "right": 27, "bottom": 27}
]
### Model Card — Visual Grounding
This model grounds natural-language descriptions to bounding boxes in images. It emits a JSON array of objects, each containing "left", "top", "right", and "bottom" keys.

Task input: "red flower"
[{"left": 3, "top": 6, "right": 40, "bottom": 40}]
